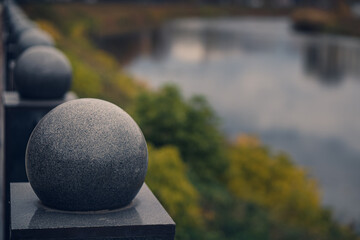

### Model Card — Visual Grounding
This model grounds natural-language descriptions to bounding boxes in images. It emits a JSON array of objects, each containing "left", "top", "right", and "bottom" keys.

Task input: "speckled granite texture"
[
  {"left": 10, "top": 183, "right": 175, "bottom": 240},
  {"left": 14, "top": 46, "right": 72, "bottom": 99},
  {"left": 26, "top": 99, "right": 148, "bottom": 211}
]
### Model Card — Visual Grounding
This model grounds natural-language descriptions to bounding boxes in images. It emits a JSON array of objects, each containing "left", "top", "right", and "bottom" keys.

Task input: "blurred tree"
[
  {"left": 226, "top": 135, "right": 359, "bottom": 240},
  {"left": 132, "top": 85, "right": 228, "bottom": 183},
  {"left": 227, "top": 135, "right": 320, "bottom": 226},
  {"left": 146, "top": 145, "right": 205, "bottom": 239},
  {"left": 331, "top": 0, "right": 352, "bottom": 17}
]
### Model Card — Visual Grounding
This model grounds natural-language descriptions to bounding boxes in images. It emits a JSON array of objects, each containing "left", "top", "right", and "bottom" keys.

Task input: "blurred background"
[{"left": 18, "top": 0, "right": 360, "bottom": 239}]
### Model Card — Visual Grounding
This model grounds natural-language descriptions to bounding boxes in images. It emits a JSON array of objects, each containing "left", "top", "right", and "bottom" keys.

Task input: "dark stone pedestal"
[
  {"left": 5, "top": 46, "right": 16, "bottom": 91},
  {"left": 5, "top": 59, "right": 15, "bottom": 91},
  {"left": 3, "top": 92, "right": 77, "bottom": 240},
  {"left": 4, "top": 91, "right": 77, "bottom": 184},
  {"left": 10, "top": 183, "right": 175, "bottom": 240}
]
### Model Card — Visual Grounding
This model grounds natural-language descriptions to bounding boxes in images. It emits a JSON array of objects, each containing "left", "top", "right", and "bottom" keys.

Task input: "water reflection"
[
  {"left": 97, "top": 17, "right": 360, "bottom": 229},
  {"left": 304, "top": 36, "right": 360, "bottom": 85},
  {"left": 94, "top": 30, "right": 162, "bottom": 65}
]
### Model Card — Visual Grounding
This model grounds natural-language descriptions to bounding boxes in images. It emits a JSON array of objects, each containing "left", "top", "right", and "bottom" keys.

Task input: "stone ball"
[
  {"left": 16, "top": 28, "right": 54, "bottom": 58},
  {"left": 26, "top": 98, "right": 148, "bottom": 211},
  {"left": 14, "top": 46, "right": 72, "bottom": 100},
  {"left": 10, "top": 19, "right": 36, "bottom": 42}
]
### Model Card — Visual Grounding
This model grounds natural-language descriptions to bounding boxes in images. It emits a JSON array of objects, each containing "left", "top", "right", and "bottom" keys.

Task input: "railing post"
[
  {"left": 3, "top": 46, "right": 76, "bottom": 240},
  {"left": 10, "top": 99, "right": 175, "bottom": 240},
  {"left": 3, "top": 2, "right": 36, "bottom": 91},
  {"left": 2, "top": 3, "right": 77, "bottom": 239},
  {"left": 1, "top": 3, "right": 175, "bottom": 240}
]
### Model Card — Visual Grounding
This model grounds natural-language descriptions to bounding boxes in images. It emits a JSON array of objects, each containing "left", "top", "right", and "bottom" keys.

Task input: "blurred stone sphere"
[
  {"left": 14, "top": 46, "right": 72, "bottom": 99},
  {"left": 16, "top": 29, "right": 54, "bottom": 57}
]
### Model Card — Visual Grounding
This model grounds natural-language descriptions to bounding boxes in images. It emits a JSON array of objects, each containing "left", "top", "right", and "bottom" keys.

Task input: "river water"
[{"left": 106, "top": 17, "right": 360, "bottom": 227}]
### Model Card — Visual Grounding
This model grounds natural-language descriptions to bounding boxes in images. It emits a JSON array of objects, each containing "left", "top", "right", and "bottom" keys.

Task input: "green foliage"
[
  {"left": 132, "top": 85, "right": 228, "bottom": 182},
  {"left": 64, "top": 50, "right": 102, "bottom": 99},
  {"left": 227, "top": 135, "right": 320, "bottom": 226},
  {"left": 146, "top": 145, "right": 204, "bottom": 239},
  {"left": 226, "top": 135, "right": 358, "bottom": 240},
  {"left": 132, "top": 85, "right": 359, "bottom": 240}
]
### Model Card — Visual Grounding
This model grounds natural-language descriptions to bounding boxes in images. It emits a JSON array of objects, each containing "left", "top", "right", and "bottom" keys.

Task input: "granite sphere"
[
  {"left": 14, "top": 46, "right": 72, "bottom": 100},
  {"left": 16, "top": 28, "right": 54, "bottom": 57},
  {"left": 25, "top": 98, "right": 148, "bottom": 211}
]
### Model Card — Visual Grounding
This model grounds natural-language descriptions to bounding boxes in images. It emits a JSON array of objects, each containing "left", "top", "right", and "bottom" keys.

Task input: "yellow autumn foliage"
[
  {"left": 145, "top": 145, "right": 205, "bottom": 239},
  {"left": 146, "top": 145, "right": 203, "bottom": 227},
  {"left": 227, "top": 135, "right": 321, "bottom": 228}
]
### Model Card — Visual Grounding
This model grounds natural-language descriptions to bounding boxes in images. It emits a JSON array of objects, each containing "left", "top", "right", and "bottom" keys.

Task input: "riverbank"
[
  {"left": 291, "top": 7, "right": 360, "bottom": 36},
  {"left": 24, "top": 2, "right": 360, "bottom": 39},
  {"left": 23, "top": 3, "right": 291, "bottom": 37}
]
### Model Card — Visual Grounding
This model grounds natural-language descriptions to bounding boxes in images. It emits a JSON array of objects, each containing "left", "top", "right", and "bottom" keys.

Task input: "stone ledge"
[
  {"left": 10, "top": 183, "right": 175, "bottom": 240},
  {"left": 3, "top": 91, "right": 77, "bottom": 108}
]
